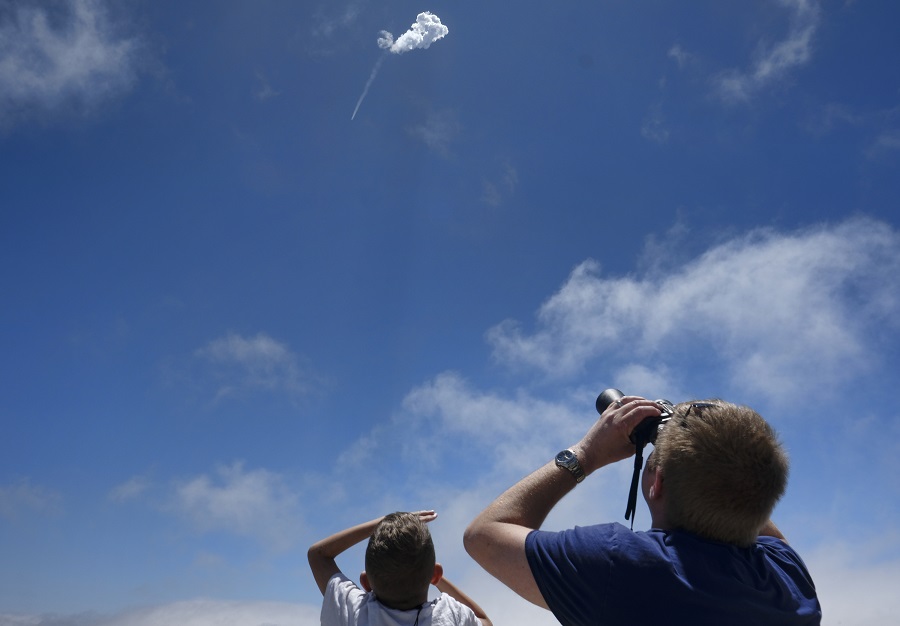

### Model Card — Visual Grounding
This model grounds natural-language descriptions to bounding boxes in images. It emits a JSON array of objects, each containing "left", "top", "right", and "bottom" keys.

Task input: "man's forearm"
[
  {"left": 471, "top": 461, "right": 576, "bottom": 530},
  {"left": 464, "top": 460, "right": 580, "bottom": 607},
  {"left": 464, "top": 399, "right": 660, "bottom": 608}
]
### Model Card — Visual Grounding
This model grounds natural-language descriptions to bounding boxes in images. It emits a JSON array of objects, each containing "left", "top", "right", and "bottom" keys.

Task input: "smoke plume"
[{"left": 351, "top": 12, "right": 449, "bottom": 120}]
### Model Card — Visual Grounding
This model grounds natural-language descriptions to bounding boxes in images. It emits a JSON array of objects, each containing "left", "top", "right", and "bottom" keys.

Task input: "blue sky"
[{"left": 1, "top": 1, "right": 899, "bottom": 624}]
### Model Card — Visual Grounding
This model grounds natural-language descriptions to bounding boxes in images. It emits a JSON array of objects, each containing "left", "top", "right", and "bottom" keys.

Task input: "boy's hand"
[{"left": 413, "top": 510, "right": 437, "bottom": 523}]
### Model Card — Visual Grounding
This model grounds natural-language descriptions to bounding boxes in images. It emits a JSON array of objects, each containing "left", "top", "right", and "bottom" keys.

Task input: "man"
[{"left": 464, "top": 395, "right": 821, "bottom": 625}]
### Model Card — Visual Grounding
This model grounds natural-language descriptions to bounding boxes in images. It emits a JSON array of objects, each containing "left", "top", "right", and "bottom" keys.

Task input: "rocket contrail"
[
  {"left": 350, "top": 11, "right": 449, "bottom": 121},
  {"left": 351, "top": 56, "right": 384, "bottom": 121}
]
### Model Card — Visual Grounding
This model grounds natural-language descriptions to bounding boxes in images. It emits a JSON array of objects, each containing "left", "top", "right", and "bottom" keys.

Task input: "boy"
[{"left": 309, "top": 510, "right": 492, "bottom": 626}]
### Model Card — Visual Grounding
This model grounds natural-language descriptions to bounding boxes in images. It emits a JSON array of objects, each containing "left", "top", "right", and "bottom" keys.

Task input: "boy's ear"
[
  {"left": 431, "top": 562, "right": 444, "bottom": 586},
  {"left": 360, "top": 571, "right": 372, "bottom": 592}
]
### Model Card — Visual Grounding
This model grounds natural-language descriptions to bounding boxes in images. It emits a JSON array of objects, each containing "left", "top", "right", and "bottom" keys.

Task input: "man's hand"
[
  {"left": 464, "top": 396, "right": 666, "bottom": 608},
  {"left": 572, "top": 396, "right": 665, "bottom": 475}
]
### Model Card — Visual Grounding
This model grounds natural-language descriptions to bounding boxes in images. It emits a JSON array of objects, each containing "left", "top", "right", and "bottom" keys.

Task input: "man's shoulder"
[{"left": 527, "top": 521, "right": 658, "bottom": 550}]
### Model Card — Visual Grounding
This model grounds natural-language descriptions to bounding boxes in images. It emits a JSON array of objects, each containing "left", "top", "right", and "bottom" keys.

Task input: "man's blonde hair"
[
  {"left": 364, "top": 512, "right": 435, "bottom": 609},
  {"left": 649, "top": 401, "right": 789, "bottom": 547}
]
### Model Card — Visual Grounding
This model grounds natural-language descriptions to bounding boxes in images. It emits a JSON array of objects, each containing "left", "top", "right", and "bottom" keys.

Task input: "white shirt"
[{"left": 321, "top": 574, "right": 480, "bottom": 626}]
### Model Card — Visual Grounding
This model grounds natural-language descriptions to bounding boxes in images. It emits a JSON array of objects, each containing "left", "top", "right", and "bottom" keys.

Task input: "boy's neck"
[{"left": 377, "top": 594, "right": 429, "bottom": 611}]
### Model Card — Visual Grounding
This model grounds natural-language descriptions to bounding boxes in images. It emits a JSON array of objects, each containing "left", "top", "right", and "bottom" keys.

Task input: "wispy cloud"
[
  {"left": 486, "top": 217, "right": 900, "bottom": 403},
  {"left": 480, "top": 161, "right": 518, "bottom": 207},
  {"left": 802, "top": 102, "right": 864, "bottom": 136},
  {"left": 254, "top": 71, "right": 280, "bottom": 102},
  {"left": 0, "top": 0, "right": 144, "bottom": 128},
  {"left": 0, "top": 599, "right": 320, "bottom": 626},
  {"left": 668, "top": 44, "right": 695, "bottom": 70},
  {"left": 108, "top": 475, "right": 152, "bottom": 502},
  {"left": 805, "top": 537, "right": 900, "bottom": 625},
  {"left": 866, "top": 128, "right": 900, "bottom": 159},
  {"left": 408, "top": 109, "right": 461, "bottom": 156},
  {"left": 713, "top": 0, "right": 820, "bottom": 103},
  {"left": 0, "top": 479, "right": 62, "bottom": 520},
  {"left": 193, "top": 332, "right": 321, "bottom": 404},
  {"left": 311, "top": 2, "right": 364, "bottom": 40},
  {"left": 641, "top": 103, "right": 669, "bottom": 143},
  {"left": 172, "top": 462, "right": 304, "bottom": 552}
]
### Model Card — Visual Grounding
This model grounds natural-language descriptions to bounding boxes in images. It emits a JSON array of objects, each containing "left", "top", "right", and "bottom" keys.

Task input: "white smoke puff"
[
  {"left": 352, "top": 11, "right": 449, "bottom": 120},
  {"left": 378, "top": 12, "right": 448, "bottom": 54},
  {"left": 377, "top": 31, "right": 394, "bottom": 50}
]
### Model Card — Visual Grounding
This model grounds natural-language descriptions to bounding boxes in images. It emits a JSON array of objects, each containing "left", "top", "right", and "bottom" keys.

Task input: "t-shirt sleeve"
[
  {"left": 756, "top": 537, "right": 820, "bottom": 600},
  {"left": 525, "top": 524, "right": 623, "bottom": 626},
  {"left": 320, "top": 572, "right": 365, "bottom": 626},
  {"left": 432, "top": 594, "right": 481, "bottom": 626}
]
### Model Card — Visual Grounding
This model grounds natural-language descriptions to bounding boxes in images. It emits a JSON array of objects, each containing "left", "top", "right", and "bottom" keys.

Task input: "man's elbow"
[{"left": 463, "top": 522, "right": 484, "bottom": 562}]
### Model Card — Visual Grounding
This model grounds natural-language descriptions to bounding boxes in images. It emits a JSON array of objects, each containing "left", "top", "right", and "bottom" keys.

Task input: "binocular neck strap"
[{"left": 624, "top": 444, "right": 643, "bottom": 529}]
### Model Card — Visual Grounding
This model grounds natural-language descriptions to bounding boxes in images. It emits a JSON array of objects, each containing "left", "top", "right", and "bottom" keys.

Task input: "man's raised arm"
[
  {"left": 464, "top": 398, "right": 662, "bottom": 607},
  {"left": 463, "top": 460, "right": 574, "bottom": 608}
]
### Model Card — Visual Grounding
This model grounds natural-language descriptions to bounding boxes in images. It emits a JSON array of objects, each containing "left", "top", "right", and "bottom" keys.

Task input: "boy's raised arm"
[
  {"left": 307, "top": 510, "right": 438, "bottom": 595},
  {"left": 435, "top": 576, "right": 493, "bottom": 626},
  {"left": 308, "top": 515, "right": 385, "bottom": 595}
]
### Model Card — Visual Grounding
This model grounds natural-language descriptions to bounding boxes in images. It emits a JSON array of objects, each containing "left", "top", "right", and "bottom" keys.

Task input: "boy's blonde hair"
[
  {"left": 365, "top": 512, "right": 435, "bottom": 609},
  {"left": 649, "top": 401, "right": 789, "bottom": 547}
]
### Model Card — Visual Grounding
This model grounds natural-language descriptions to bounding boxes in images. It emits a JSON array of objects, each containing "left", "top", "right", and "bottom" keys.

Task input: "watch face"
[{"left": 556, "top": 449, "right": 575, "bottom": 465}]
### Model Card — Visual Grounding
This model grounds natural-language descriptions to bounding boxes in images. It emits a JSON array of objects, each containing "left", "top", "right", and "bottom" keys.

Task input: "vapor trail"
[{"left": 351, "top": 55, "right": 384, "bottom": 121}]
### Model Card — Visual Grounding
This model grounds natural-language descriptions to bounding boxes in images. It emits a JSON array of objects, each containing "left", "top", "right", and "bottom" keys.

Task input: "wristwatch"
[{"left": 555, "top": 449, "right": 585, "bottom": 483}]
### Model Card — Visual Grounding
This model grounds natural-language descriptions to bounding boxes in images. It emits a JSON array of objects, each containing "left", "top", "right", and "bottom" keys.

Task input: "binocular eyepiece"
[{"left": 595, "top": 388, "right": 676, "bottom": 447}]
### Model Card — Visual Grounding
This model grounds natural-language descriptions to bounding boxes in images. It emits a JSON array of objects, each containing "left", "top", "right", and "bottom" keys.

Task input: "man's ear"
[
  {"left": 648, "top": 469, "right": 665, "bottom": 501},
  {"left": 360, "top": 571, "right": 372, "bottom": 592},
  {"left": 431, "top": 562, "right": 444, "bottom": 586}
]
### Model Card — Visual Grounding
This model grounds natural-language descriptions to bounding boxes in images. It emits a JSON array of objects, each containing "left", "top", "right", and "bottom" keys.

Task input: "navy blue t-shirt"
[{"left": 526, "top": 523, "right": 821, "bottom": 626}]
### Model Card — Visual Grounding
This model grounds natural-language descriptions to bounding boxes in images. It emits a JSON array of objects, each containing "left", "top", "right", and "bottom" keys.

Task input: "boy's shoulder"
[
  {"left": 321, "top": 575, "right": 479, "bottom": 626},
  {"left": 429, "top": 593, "right": 480, "bottom": 626}
]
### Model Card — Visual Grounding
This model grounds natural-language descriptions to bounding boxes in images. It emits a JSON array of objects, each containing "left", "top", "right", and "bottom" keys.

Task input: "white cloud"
[
  {"left": 108, "top": 475, "right": 152, "bottom": 502},
  {"left": 805, "top": 539, "right": 900, "bottom": 625},
  {"left": 668, "top": 44, "right": 694, "bottom": 69},
  {"left": 714, "top": 0, "right": 820, "bottom": 103},
  {"left": 641, "top": 104, "right": 669, "bottom": 143},
  {"left": 311, "top": 2, "right": 364, "bottom": 40},
  {"left": 486, "top": 217, "right": 900, "bottom": 403},
  {"left": 480, "top": 161, "right": 518, "bottom": 207},
  {"left": 254, "top": 71, "right": 279, "bottom": 102},
  {"left": 866, "top": 128, "right": 900, "bottom": 159},
  {"left": 0, "top": 0, "right": 144, "bottom": 127},
  {"left": 0, "top": 599, "right": 320, "bottom": 626},
  {"left": 0, "top": 479, "right": 61, "bottom": 520},
  {"left": 172, "top": 462, "right": 304, "bottom": 551},
  {"left": 408, "top": 109, "right": 461, "bottom": 156},
  {"left": 194, "top": 332, "right": 321, "bottom": 403}
]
